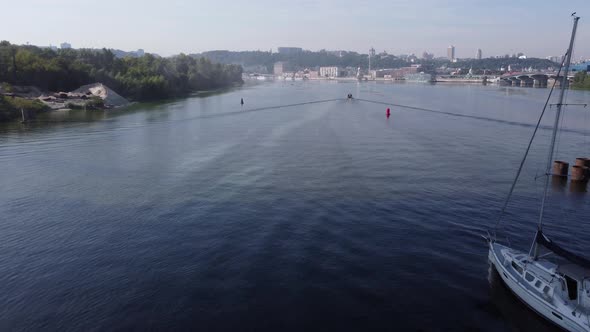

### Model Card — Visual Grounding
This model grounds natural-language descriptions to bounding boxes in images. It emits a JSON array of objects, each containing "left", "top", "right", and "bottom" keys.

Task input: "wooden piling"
[
  {"left": 552, "top": 161, "right": 569, "bottom": 177},
  {"left": 575, "top": 158, "right": 589, "bottom": 167},
  {"left": 575, "top": 158, "right": 590, "bottom": 177},
  {"left": 571, "top": 165, "right": 588, "bottom": 182}
]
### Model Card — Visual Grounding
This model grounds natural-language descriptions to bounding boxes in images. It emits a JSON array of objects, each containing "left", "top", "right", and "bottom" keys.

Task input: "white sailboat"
[{"left": 487, "top": 14, "right": 590, "bottom": 332}]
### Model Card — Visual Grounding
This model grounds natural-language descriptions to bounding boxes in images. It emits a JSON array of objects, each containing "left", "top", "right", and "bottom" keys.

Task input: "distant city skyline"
[
  {"left": 21, "top": 41, "right": 583, "bottom": 63},
  {"left": 1, "top": 0, "right": 589, "bottom": 59}
]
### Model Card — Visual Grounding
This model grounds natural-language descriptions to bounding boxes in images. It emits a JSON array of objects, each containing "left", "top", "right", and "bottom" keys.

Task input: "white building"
[
  {"left": 274, "top": 62, "right": 285, "bottom": 75},
  {"left": 60, "top": 42, "right": 71, "bottom": 49},
  {"left": 476, "top": 49, "right": 482, "bottom": 60},
  {"left": 319, "top": 66, "right": 341, "bottom": 78}
]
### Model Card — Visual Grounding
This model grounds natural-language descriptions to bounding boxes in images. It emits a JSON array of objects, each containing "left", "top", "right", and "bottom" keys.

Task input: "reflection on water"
[
  {"left": 551, "top": 176, "right": 568, "bottom": 192},
  {"left": 570, "top": 180, "right": 588, "bottom": 193},
  {"left": 498, "top": 87, "right": 530, "bottom": 96},
  {"left": 488, "top": 264, "right": 557, "bottom": 332},
  {"left": 551, "top": 175, "right": 587, "bottom": 194}
]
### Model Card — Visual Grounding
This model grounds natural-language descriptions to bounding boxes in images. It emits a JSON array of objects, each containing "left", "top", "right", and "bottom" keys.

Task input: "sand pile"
[{"left": 73, "top": 83, "right": 129, "bottom": 107}]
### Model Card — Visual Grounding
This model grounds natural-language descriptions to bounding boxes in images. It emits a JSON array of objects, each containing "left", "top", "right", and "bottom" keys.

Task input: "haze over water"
[{"left": 1, "top": 81, "right": 590, "bottom": 330}]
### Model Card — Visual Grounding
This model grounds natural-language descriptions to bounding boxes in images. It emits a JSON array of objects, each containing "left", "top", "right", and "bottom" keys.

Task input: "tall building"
[
  {"left": 476, "top": 49, "right": 482, "bottom": 60},
  {"left": 447, "top": 45, "right": 455, "bottom": 61},
  {"left": 60, "top": 42, "right": 71, "bottom": 49}
]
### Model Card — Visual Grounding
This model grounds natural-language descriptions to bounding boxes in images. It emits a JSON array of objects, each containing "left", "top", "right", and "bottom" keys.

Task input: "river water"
[{"left": 1, "top": 81, "right": 590, "bottom": 331}]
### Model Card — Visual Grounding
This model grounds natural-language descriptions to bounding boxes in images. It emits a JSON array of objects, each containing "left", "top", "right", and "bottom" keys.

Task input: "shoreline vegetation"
[
  {"left": 572, "top": 71, "right": 590, "bottom": 90},
  {"left": 0, "top": 41, "right": 243, "bottom": 122}
]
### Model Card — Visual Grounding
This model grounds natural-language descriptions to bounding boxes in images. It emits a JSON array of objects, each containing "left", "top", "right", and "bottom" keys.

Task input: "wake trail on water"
[
  {"left": 15, "top": 97, "right": 589, "bottom": 137},
  {"left": 189, "top": 98, "right": 343, "bottom": 120}
]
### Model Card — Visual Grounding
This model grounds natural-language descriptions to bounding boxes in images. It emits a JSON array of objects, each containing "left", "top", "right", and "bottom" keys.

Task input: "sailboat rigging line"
[
  {"left": 537, "top": 15, "right": 579, "bottom": 232},
  {"left": 549, "top": 103, "right": 587, "bottom": 107},
  {"left": 554, "top": 85, "right": 570, "bottom": 167},
  {"left": 354, "top": 98, "right": 570, "bottom": 131},
  {"left": 492, "top": 52, "right": 567, "bottom": 240},
  {"left": 24, "top": 99, "right": 344, "bottom": 125},
  {"left": 194, "top": 98, "right": 344, "bottom": 120},
  {"left": 355, "top": 98, "right": 469, "bottom": 117},
  {"left": 586, "top": 96, "right": 589, "bottom": 156}
]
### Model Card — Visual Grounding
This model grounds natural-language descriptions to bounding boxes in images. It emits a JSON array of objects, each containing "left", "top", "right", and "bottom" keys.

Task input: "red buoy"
[{"left": 386, "top": 108, "right": 391, "bottom": 118}]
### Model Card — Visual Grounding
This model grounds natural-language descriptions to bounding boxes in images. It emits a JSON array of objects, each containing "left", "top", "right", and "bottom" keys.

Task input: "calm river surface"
[{"left": 1, "top": 81, "right": 590, "bottom": 331}]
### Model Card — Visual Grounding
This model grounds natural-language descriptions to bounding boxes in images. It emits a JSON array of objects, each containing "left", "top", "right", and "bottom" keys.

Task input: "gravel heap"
[{"left": 73, "top": 83, "right": 129, "bottom": 108}]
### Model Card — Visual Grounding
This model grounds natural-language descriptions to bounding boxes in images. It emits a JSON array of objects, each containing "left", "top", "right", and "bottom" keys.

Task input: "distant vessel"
[
  {"left": 486, "top": 14, "right": 590, "bottom": 332},
  {"left": 404, "top": 72, "right": 434, "bottom": 83}
]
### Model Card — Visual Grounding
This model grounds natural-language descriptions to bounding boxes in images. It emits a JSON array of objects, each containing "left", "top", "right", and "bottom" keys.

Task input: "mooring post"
[
  {"left": 21, "top": 108, "right": 26, "bottom": 123},
  {"left": 552, "top": 160, "right": 569, "bottom": 177}
]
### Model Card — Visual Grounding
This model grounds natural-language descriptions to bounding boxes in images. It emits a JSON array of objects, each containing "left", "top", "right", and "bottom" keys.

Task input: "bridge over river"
[{"left": 498, "top": 72, "right": 574, "bottom": 87}]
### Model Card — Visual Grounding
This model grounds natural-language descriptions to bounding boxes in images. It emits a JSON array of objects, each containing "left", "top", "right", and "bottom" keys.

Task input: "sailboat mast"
[{"left": 537, "top": 15, "right": 579, "bottom": 229}]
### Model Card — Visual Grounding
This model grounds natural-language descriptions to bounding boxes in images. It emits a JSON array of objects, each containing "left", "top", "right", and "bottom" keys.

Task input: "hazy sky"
[{"left": 2, "top": 0, "right": 589, "bottom": 59}]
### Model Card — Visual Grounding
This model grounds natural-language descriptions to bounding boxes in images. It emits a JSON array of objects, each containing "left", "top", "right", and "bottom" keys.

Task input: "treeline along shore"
[
  {"left": 0, "top": 41, "right": 243, "bottom": 121},
  {"left": 573, "top": 72, "right": 590, "bottom": 90}
]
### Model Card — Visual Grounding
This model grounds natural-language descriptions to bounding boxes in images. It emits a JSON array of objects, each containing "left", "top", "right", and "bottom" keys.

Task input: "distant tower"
[
  {"left": 447, "top": 45, "right": 455, "bottom": 61},
  {"left": 368, "top": 47, "right": 376, "bottom": 73},
  {"left": 476, "top": 49, "right": 482, "bottom": 60}
]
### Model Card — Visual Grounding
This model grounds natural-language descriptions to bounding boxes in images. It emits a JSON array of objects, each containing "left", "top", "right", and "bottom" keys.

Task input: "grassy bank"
[
  {"left": 572, "top": 71, "right": 590, "bottom": 90},
  {"left": 0, "top": 95, "right": 49, "bottom": 121}
]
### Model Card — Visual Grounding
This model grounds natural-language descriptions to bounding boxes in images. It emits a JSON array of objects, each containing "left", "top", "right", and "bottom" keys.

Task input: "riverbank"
[
  {"left": 0, "top": 80, "right": 248, "bottom": 123},
  {"left": 0, "top": 42, "right": 244, "bottom": 121},
  {"left": 0, "top": 83, "right": 130, "bottom": 122},
  {"left": 0, "top": 80, "right": 251, "bottom": 124},
  {"left": 572, "top": 71, "right": 590, "bottom": 90}
]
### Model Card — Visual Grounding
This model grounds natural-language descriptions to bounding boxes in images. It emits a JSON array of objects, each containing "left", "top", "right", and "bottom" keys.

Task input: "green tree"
[
  {"left": 572, "top": 71, "right": 590, "bottom": 90},
  {"left": 0, "top": 43, "right": 244, "bottom": 102}
]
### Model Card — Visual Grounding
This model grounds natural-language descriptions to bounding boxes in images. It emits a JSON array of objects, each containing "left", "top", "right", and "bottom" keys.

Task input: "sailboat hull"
[{"left": 488, "top": 242, "right": 590, "bottom": 332}]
